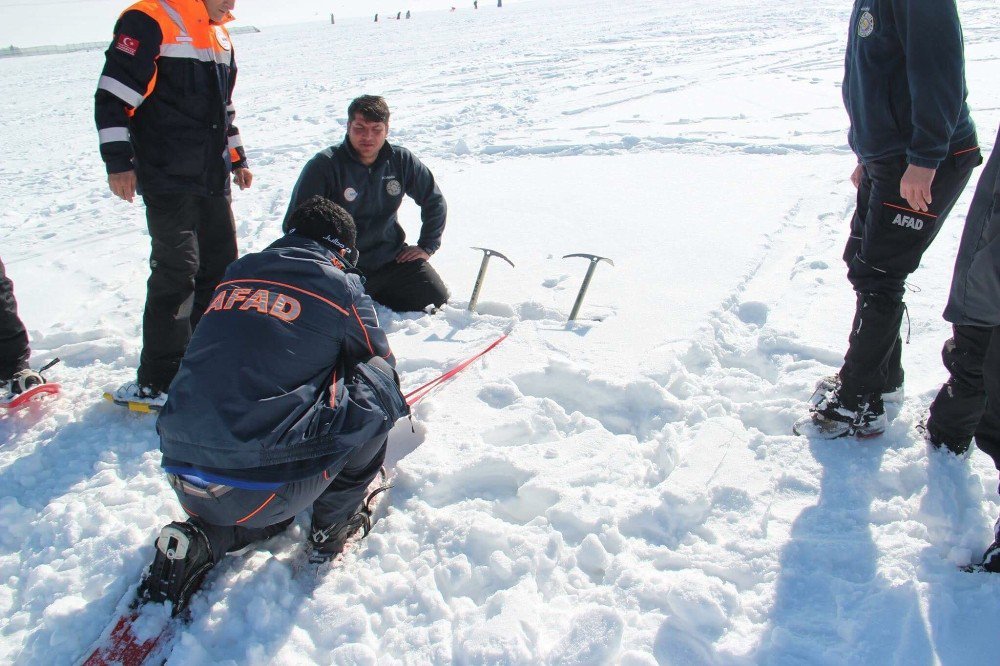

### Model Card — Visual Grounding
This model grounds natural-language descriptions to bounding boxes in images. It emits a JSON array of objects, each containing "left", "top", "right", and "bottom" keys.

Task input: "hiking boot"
[
  {"left": 979, "top": 539, "right": 1000, "bottom": 573},
  {"left": 308, "top": 473, "right": 391, "bottom": 564},
  {"left": 795, "top": 390, "right": 885, "bottom": 439},
  {"left": 4, "top": 368, "right": 44, "bottom": 395},
  {"left": 308, "top": 503, "right": 373, "bottom": 564},
  {"left": 810, "top": 374, "right": 903, "bottom": 407},
  {"left": 113, "top": 381, "right": 167, "bottom": 409},
  {"left": 917, "top": 418, "right": 972, "bottom": 456},
  {"left": 139, "top": 521, "right": 214, "bottom": 614}
]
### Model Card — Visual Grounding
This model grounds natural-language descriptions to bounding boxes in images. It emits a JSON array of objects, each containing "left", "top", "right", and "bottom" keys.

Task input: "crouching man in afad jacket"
[{"left": 140, "top": 196, "right": 409, "bottom": 613}]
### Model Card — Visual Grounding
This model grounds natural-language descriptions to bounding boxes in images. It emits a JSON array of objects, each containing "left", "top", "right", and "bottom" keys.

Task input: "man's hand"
[
  {"left": 108, "top": 170, "right": 137, "bottom": 203},
  {"left": 850, "top": 164, "right": 863, "bottom": 189},
  {"left": 233, "top": 167, "right": 253, "bottom": 190},
  {"left": 396, "top": 245, "right": 430, "bottom": 263},
  {"left": 900, "top": 164, "right": 936, "bottom": 212}
]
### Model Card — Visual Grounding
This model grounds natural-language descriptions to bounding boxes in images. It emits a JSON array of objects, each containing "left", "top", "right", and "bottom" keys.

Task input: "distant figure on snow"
[
  {"left": 474, "top": 1, "right": 479, "bottom": 8},
  {"left": 95, "top": 0, "right": 254, "bottom": 409},
  {"left": 138, "top": 197, "right": 408, "bottom": 612},
  {"left": 797, "top": 0, "right": 982, "bottom": 439},
  {"left": 284, "top": 95, "right": 450, "bottom": 313},
  {"left": 0, "top": 258, "right": 47, "bottom": 405},
  {"left": 406, "top": 10, "right": 411, "bottom": 18},
  {"left": 396, "top": 11, "right": 401, "bottom": 19},
  {"left": 923, "top": 120, "right": 1000, "bottom": 572},
  {"left": 374, "top": 13, "right": 378, "bottom": 22}
]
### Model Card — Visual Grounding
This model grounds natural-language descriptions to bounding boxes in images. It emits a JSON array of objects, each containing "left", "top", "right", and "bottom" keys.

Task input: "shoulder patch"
[
  {"left": 115, "top": 34, "right": 140, "bottom": 56},
  {"left": 858, "top": 11, "right": 875, "bottom": 38},
  {"left": 214, "top": 26, "right": 232, "bottom": 51}
]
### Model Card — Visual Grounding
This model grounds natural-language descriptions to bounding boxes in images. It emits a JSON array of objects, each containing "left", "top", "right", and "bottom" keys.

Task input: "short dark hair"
[
  {"left": 348, "top": 95, "right": 390, "bottom": 124},
  {"left": 286, "top": 196, "right": 357, "bottom": 250}
]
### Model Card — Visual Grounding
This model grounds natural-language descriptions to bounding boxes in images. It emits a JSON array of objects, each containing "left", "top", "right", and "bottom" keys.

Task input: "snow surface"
[{"left": 3, "top": 0, "right": 1000, "bottom": 663}]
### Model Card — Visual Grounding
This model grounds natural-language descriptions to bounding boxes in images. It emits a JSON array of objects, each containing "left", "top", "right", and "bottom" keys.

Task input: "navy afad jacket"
[
  {"left": 843, "top": 0, "right": 976, "bottom": 168},
  {"left": 157, "top": 234, "right": 407, "bottom": 483}
]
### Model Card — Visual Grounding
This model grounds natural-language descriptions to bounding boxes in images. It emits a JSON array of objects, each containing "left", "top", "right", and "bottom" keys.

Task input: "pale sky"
[{"left": 0, "top": 0, "right": 510, "bottom": 48}]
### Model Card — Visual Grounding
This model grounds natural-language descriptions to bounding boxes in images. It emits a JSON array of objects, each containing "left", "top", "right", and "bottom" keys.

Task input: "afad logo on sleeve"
[{"left": 115, "top": 34, "right": 140, "bottom": 56}]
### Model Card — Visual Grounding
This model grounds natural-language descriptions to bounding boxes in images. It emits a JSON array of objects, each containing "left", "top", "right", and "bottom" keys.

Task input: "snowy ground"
[{"left": 3, "top": 0, "right": 1000, "bottom": 663}]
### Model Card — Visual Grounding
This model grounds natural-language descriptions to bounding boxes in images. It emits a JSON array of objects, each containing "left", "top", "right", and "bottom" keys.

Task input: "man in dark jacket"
[
  {"left": 95, "top": 0, "right": 253, "bottom": 408},
  {"left": 799, "top": 0, "right": 982, "bottom": 438},
  {"left": 284, "top": 95, "right": 449, "bottom": 313},
  {"left": 140, "top": 197, "right": 409, "bottom": 612},
  {"left": 923, "top": 125, "right": 1000, "bottom": 571},
  {"left": 0, "top": 257, "right": 46, "bottom": 403}
]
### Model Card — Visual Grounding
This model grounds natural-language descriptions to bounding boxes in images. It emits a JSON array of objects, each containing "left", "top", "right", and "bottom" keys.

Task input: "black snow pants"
[
  {"left": 138, "top": 193, "right": 237, "bottom": 393},
  {"left": 364, "top": 259, "right": 449, "bottom": 312},
  {"left": 839, "top": 147, "right": 982, "bottom": 402},
  {"left": 926, "top": 325, "right": 1000, "bottom": 468},
  {"left": 167, "top": 435, "right": 388, "bottom": 562},
  {"left": 0, "top": 256, "right": 30, "bottom": 379}
]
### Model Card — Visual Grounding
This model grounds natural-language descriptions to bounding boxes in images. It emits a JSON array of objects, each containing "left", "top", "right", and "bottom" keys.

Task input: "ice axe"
[
  {"left": 563, "top": 253, "right": 614, "bottom": 321},
  {"left": 468, "top": 247, "right": 515, "bottom": 312}
]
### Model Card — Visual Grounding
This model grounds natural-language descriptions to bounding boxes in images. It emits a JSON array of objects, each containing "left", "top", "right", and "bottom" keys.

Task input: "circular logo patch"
[
  {"left": 215, "top": 26, "right": 232, "bottom": 50},
  {"left": 385, "top": 179, "right": 402, "bottom": 196},
  {"left": 344, "top": 187, "right": 358, "bottom": 202},
  {"left": 858, "top": 11, "right": 875, "bottom": 38}
]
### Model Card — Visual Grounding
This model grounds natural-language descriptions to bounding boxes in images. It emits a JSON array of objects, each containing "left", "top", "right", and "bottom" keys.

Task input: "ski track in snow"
[{"left": 3, "top": 0, "right": 1000, "bottom": 663}]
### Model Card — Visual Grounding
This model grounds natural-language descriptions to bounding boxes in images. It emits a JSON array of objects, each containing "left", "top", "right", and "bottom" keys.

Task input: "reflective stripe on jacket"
[{"left": 95, "top": 0, "right": 247, "bottom": 196}]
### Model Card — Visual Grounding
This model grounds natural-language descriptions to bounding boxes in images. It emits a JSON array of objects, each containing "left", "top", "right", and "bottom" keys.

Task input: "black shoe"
[
  {"left": 308, "top": 479, "right": 391, "bottom": 564},
  {"left": 3, "top": 368, "right": 43, "bottom": 396},
  {"left": 918, "top": 419, "right": 972, "bottom": 456},
  {"left": 981, "top": 539, "right": 1000, "bottom": 573},
  {"left": 796, "top": 389, "right": 886, "bottom": 439},
  {"left": 139, "top": 521, "right": 215, "bottom": 614},
  {"left": 308, "top": 504, "right": 373, "bottom": 563}
]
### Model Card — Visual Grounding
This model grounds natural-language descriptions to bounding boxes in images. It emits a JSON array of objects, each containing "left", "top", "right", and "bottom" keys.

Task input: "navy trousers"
[
  {"left": 139, "top": 193, "right": 237, "bottom": 393},
  {"left": 364, "top": 259, "right": 448, "bottom": 312},
  {"left": 167, "top": 435, "right": 387, "bottom": 562},
  {"left": 838, "top": 148, "right": 981, "bottom": 400},
  {"left": 0, "top": 257, "right": 30, "bottom": 379}
]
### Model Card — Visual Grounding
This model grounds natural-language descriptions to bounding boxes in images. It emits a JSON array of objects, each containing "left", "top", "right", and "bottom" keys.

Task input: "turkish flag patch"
[{"left": 115, "top": 34, "right": 140, "bottom": 56}]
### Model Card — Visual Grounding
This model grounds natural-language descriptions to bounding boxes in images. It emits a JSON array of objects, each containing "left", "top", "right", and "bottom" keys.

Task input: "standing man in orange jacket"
[{"left": 95, "top": 0, "right": 253, "bottom": 408}]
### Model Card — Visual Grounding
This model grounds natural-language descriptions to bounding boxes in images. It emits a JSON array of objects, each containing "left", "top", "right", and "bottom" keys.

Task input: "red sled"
[{"left": 0, "top": 383, "right": 60, "bottom": 410}]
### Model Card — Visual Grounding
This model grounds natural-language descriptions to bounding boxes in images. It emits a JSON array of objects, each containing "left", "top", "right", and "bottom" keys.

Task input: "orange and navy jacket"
[
  {"left": 157, "top": 234, "right": 397, "bottom": 483},
  {"left": 95, "top": 0, "right": 247, "bottom": 196}
]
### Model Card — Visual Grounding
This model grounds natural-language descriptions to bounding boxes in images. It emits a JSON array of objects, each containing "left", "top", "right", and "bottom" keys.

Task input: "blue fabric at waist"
[{"left": 163, "top": 466, "right": 283, "bottom": 491}]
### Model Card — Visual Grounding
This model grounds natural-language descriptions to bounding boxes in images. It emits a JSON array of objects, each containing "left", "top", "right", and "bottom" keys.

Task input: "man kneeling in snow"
[{"left": 140, "top": 196, "right": 408, "bottom": 613}]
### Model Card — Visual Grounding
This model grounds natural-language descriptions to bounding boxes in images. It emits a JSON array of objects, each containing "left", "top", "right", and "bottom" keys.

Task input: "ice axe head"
[
  {"left": 562, "top": 253, "right": 614, "bottom": 321},
  {"left": 468, "top": 247, "right": 515, "bottom": 312},
  {"left": 562, "top": 253, "right": 615, "bottom": 268}
]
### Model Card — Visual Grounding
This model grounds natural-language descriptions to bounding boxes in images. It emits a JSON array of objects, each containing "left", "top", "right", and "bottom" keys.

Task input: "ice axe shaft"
[
  {"left": 564, "top": 254, "right": 614, "bottom": 321},
  {"left": 468, "top": 247, "right": 514, "bottom": 312}
]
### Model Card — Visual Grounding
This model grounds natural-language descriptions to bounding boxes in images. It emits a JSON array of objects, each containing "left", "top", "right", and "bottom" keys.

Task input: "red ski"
[
  {"left": 0, "top": 382, "right": 60, "bottom": 410},
  {"left": 81, "top": 605, "right": 175, "bottom": 666}
]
